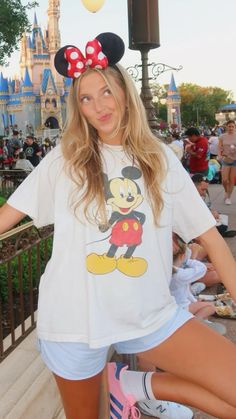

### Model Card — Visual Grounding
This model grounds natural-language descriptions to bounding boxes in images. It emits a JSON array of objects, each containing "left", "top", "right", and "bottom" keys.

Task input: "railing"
[
  {"left": 0, "top": 222, "right": 53, "bottom": 362},
  {"left": 0, "top": 169, "right": 29, "bottom": 198}
]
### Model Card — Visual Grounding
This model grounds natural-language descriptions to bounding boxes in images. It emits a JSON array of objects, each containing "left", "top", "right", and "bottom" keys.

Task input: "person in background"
[
  {"left": 170, "top": 234, "right": 226, "bottom": 335},
  {"left": 208, "top": 131, "right": 219, "bottom": 159},
  {"left": 23, "top": 135, "right": 42, "bottom": 167},
  {"left": 218, "top": 120, "right": 236, "bottom": 205},
  {"left": 168, "top": 132, "right": 184, "bottom": 161},
  {"left": 185, "top": 127, "right": 209, "bottom": 175},
  {"left": 192, "top": 173, "right": 236, "bottom": 238},
  {"left": 43, "top": 137, "right": 53, "bottom": 154},
  {"left": 15, "top": 151, "right": 34, "bottom": 172}
]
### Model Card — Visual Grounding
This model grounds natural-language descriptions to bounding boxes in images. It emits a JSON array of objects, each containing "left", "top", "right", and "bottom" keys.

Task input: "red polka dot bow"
[{"left": 64, "top": 39, "right": 108, "bottom": 78}]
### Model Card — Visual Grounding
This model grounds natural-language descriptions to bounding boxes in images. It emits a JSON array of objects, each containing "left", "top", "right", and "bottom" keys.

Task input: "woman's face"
[
  {"left": 226, "top": 122, "right": 235, "bottom": 134},
  {"left": 78, "top": 71, "right": 126, "bottom": 145}
]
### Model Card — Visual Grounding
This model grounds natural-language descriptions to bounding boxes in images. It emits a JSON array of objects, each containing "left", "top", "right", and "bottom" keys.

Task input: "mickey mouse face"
[{"left": 107, "top": 177, "right": 143, "bottom": 214}]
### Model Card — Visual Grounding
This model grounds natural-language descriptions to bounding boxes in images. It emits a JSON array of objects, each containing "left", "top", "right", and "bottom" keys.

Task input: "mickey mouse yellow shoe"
[
  {"left": 116, "top": 255, "right": 147, "bottom": 277},
  {"left": 86, "top": 253, "right": 117, "bottom": 274}
]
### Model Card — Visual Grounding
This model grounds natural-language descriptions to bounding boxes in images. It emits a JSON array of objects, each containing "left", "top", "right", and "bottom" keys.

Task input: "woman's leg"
[
  {"left": 54, "top": 369, "right": 103, "bottom": 419},
  {"left": 137, "top": 318, "right": 236, "bottom": 418},
  {"left": 228, "top": 166, "right": 236, "bottom": 198},
  {"left": 221, "top": 166, "right": 231, "bottom": 197}
]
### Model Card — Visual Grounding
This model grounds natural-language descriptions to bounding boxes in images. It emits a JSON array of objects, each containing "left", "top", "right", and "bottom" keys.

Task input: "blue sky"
[{"left": 2, "top": 0, "right": 236, "bottom": 99}]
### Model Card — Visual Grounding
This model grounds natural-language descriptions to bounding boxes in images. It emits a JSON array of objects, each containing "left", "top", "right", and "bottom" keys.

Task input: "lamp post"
[
  {"left": 127, "top": 0, "right": 160, "bottom": 129},
  {"left": 127, "top": 0, "right": 182, "bottom": 130}
]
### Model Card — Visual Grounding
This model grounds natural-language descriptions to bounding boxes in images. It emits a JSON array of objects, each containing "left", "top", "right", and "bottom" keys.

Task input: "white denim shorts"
[{"left": 38, "top": 307, "right": 193, "bottom": 380}]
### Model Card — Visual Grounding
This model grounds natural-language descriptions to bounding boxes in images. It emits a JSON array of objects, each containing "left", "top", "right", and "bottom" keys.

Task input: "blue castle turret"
[
  {"left": 0, "top": 73, "right": 9, "bottom": 132},
  {"left": 166, "top": 73, "right": 181, "bottom": 130}
]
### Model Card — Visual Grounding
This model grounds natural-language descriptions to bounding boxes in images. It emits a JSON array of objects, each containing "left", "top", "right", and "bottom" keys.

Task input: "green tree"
[
  {"left": 179, "top": 83, "right": 232, "bottom": 127},
  {"left": 151, "top": 82, "right": 232, "bottom": 127},
  {"left": 0, "top": 0, "right": 38, "bottom": 66}
]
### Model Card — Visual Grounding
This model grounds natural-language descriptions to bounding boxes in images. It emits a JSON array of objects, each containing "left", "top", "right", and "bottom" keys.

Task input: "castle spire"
[
  {"left": 47, "top": 0, "right": 63, "bottom": 90},
  {"left": 33, "top": 11, "right": 38, "bottom": 27},
  {"left": 166, "top": 73, "right": 181, "bottom": 130},
  {"left": 168, "top": 73, "right": 178, "bottom": 94},
  {"left": 23, "top": 67, "right": 33, "bottom": 88},
  {"left": 47, "top": 0, "right": 61, "bottom": 54}
]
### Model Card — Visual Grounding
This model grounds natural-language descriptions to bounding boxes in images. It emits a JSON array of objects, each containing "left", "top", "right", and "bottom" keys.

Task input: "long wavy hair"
[{"left": 61, "top": 64, "right": 167, "bottom": 225}]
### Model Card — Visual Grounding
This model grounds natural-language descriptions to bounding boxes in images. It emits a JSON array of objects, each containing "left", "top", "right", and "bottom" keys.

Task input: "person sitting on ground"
[
  {"left": 188, "top": 173, "right": 235, "bottom": 288},
  {"left": 192, "top": 173, "right": 236, "bottom": 238},
  {"left": 170, "top": 234, "right": 226, "bottom": 335},
  {"left": 15, "top": 151, "right": 34, "bottom": 172}
]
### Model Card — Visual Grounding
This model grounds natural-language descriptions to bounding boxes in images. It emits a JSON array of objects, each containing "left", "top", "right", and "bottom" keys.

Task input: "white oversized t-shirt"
[{"left": 7, "top": 143, "right": 216, "bottom": 347}]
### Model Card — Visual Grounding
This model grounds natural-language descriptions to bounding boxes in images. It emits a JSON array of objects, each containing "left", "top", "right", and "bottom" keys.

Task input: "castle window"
[
  {"left": 52, "top": 98, "right": 57, "bottom": 108},
  {"left": 45, "top": 98, "right": 50, "bottom": 110}
]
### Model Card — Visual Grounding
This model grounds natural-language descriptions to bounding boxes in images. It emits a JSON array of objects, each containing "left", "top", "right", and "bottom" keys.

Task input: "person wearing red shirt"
[{"left": 185, "top": 127, "right": 209, "bottom": 175}]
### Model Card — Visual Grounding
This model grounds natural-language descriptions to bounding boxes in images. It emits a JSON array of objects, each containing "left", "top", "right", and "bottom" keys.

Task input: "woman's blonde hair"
[{"left": 61, "top": 64, "right": 167, "bottom": 225}]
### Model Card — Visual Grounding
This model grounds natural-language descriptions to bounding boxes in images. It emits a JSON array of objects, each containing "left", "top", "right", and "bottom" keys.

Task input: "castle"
[{"left": 0, "top": 0, "right": 71, "bottom": 137}]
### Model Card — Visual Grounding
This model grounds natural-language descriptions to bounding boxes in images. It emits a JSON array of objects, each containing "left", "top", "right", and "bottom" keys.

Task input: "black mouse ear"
[
  {"left": 54, "top": 45, "right": 77, "bottom": 77},
  {"left": 122, "top": 166, "right": 142, "bottom": 180},
  {"left": 96, "top": 32, "right": 125, "bottom": 65}
]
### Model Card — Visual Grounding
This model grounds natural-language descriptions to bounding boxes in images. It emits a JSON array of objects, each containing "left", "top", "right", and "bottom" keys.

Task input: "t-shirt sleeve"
[
  {"left": 7, "top": 147, "right": 62, "bottom": 227},
  {"left": 164, "top": 146, "right": 216, "bottom": 243}
]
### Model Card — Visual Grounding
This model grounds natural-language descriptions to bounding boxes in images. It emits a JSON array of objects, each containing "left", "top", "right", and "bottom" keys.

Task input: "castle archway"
[{"left": 45, "top": 116, "right": 59, "bottom": 129}]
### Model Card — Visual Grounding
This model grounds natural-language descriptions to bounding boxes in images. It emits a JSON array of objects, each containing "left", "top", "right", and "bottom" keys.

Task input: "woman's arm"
[
  {"left": 217, "top": 137, "right": 223, "bottom": 159},
  {"left": 197, "top": 226, "right": 236, "bottom": 301},
  {"left": 0, "top": 203, "right": 26, "bottom": 234}
]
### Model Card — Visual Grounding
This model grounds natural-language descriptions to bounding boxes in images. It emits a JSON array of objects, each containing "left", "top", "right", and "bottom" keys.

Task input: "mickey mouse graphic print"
[{"left": 86, "top": 165, "right": 147, "bottom": 277}]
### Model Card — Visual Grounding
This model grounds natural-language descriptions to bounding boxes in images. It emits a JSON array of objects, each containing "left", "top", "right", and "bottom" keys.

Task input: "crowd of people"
[
  {"left": 0, "top": 31, "right": 236, "bottom": 419},
  {"left": 0, "top": 129, "right": 56, "bottom": 170},
  {"left": 167, "top": 120, "right": 236, "bottom": 205}
]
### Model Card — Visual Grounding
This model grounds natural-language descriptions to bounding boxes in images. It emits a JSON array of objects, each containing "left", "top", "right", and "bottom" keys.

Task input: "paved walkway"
[{"left": 141, "top": 183, "right": 236, "bottom": 419}]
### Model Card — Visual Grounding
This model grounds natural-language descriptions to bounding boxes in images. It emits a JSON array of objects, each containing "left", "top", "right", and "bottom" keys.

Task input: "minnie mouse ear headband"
[{"left": 54, "top": 32, "right": 125, "bottom": 79}]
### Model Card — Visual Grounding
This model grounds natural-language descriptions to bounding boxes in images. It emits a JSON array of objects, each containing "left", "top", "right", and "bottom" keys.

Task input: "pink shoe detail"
[{"left": 108, "top": 362, "right": 141, "bottom": 419}]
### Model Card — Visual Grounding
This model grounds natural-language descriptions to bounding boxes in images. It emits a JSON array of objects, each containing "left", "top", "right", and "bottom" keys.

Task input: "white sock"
[{"left": 120, "top": 370, "right": 155, "bottom": 402}]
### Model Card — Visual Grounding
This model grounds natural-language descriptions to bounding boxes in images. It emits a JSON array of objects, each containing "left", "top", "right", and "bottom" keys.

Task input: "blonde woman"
[
  {"left": 1, "top": 33, "right": 236, "bottom": 419},
  {"left": 218, "top": 119, "right": 236, "bottom": 204}
]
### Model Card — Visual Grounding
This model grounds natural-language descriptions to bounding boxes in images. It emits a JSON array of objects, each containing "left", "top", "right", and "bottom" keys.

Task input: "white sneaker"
[
  {"left": 191, "top": 282, "right": 206, "bottom": 296},
  {"left": 138, "top": 400, "right": 193, "bottom": 418},
  {"left": 225, "top": 198, "right": 231, "bottom": 205}
]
